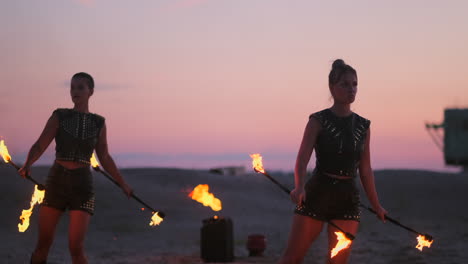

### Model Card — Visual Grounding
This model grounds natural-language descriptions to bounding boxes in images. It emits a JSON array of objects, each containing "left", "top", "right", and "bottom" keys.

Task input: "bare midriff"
[
  {"left": 55, "top": 160, "right": 89, "bottom": 170},
  {"left": 323, "top": 172, "right": 353, "bottom": 180}
]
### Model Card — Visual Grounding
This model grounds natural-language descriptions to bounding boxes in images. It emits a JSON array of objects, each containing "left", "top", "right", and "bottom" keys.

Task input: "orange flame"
[
  {"left": 188, "top": 184, "right": 222, "bottom": 211},
  {"left": 90, "top": 153, "right": 100, "bottom": 168},
  {"left": 250, "top": 153, "right": 265, "bottom": 173},
  {"left": 150, "top": 212, "right": 164, "bottom": 226},
  {"left": 90, "top": 154, "right": 163, "bottom": 226},
  {"left": 331, "top": 232, "right": 352, "bottom": 258},
  {"left": 0, "top": 139, "right": 12, "bottom": 163},
  {"left": 415, "top": 235, "right": 433, "bottom": 251},
  {"left": 18, "top": 185, "right": 45, "bottom": 232}
]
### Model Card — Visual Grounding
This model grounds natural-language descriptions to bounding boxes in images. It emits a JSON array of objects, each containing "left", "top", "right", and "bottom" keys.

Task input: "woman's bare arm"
[
  {"left": 95, "top": 123, "right": 132, "bottom": 196},
  {"left": 359, "top": 128, "right": 387, "bottom": 220},
  {"left": 19, "top": 113, "right": 59, "bottom": 177},
  {"left": 291, "top": 116, "right": 321, "bottom": 205}
]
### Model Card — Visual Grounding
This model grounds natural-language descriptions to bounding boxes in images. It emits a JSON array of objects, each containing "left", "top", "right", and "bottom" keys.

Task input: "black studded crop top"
[
  {"left": 311, "top": 108, "right": 370, "bottom": 178},
  {"left": 53, "top": 108, "right": 105, "bottom": 165}
]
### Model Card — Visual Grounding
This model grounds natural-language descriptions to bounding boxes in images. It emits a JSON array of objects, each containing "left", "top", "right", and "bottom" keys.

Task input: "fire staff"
[
  {"left": 18, "top": 72, "right": 133, "bottom": 264},
  {"left": 278, "top": 59, "right": 387, "bottom": 264}
]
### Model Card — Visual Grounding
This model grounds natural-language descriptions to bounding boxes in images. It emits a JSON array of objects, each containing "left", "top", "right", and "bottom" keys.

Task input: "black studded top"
[
  {"left": 311, "top": 108, "right": 370, "bottom": 178},
  {"left": 53, "top": 108, "right": 105, "bottom": 165}
]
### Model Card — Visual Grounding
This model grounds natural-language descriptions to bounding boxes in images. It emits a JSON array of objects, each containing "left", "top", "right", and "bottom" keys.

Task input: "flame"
[
  {"left": 331, "top": 232, "right": 352, "bottom": 258},
  {"left": 90, "top": 153, "right": 100, "bottom": 168},
  {"left": 188, "top": 184, "right": 222, "bottom": 211},
  {"left": 415, "top": 235, "right": 433, "bottom": 251},
  {"left": 0, "top": 139, "right": 12, "bottom": 163},
  {"left": 214, "top": 215, "right": 219, "bottom": 220},
  {"left": 250, "top": 153, "right": 265, "bottom": 173},
  {"left": 149, "top": 212, "right": 164, "bottom": 226},
  {"left": 90, "top": 153, "right": 163, "bottom": 227},
  {"left": 18, "top": 185, "right": 45, "bottom": 232}
]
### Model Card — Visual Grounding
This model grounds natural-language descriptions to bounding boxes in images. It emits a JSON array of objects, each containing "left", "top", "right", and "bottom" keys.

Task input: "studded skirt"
[
  {"left": 42, "top": 162, "right": 95, "bottom": 215},
  {"left": 294, "top": 170, "right": 360, "bottom": 222}
]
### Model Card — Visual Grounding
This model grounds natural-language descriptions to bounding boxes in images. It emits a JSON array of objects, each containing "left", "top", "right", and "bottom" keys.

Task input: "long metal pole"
[
  {"left": 92, "top": 166, "right": 165, "bottom": 219},
  {"left": 253, "top": 168, "right": 354, "bottom": 240},
  {"left": 359, "top": 204, "right": 433, "bottom": 241},
  {"left": 6, "top": 160, "right": 46, "bottom": 190}
]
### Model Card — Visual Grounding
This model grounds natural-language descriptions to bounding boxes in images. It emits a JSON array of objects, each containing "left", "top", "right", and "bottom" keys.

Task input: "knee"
[
  {"left": 30, "top": 252, "right": 48, "bottom": 264},
  {"left": 68, "top": 241, "right": 85, "bottom": 257},
  {"left": 35, "top": 237, "right": 54, "bottom": 252}
]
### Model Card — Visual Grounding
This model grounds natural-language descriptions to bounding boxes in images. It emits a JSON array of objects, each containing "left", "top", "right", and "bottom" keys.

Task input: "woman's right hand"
[
  {"left": 290, "top": 187, "right": 306, "bottom": 206},
  {"left": 18, "top": 165, "right": 31, "bottom": 179}
]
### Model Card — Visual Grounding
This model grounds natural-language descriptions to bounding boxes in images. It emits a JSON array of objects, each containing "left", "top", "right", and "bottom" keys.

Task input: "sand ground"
[{"left": 1, "top": 165, "right": 467, "bottom": 264}]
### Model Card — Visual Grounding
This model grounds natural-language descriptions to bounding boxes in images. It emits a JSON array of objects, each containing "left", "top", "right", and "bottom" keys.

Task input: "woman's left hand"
[
  {"left": 18, "top": 165, "right": 31, "bottom": 179},
  {"left": 374, "top": 204, "right": 387, "bottom": 223}
]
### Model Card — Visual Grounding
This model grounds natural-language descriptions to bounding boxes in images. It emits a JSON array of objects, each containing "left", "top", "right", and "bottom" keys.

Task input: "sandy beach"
[{"left": 1, "top": 165, "right": 467, "bottom": 264}]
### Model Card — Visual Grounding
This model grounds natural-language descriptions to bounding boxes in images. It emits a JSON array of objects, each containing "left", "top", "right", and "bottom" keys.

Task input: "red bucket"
[{"left": 246, "top": 234, "right": 266, "bottom": 256}]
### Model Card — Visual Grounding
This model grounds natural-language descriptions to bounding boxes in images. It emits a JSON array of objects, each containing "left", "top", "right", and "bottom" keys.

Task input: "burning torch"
[
  {"left": 249, "top": 154, "right": 354, "bottom": 239},
  {"left": 250, "top": 153, "right": 355, "bottom": 258},
  {"left": 0, "top": 140, "right": 46, "bottom": 190},
  {"left": 0, "top": 139, "right": 46, "bottom": 232},
  {"left": 359, "top": 204, "right": 433, "bottom": 251},
  {"left": 90, "top": 154, "right": 165, "bottom": 226},
  {"left": 250, "top": 153, "right": 434, "bottom": 252}
]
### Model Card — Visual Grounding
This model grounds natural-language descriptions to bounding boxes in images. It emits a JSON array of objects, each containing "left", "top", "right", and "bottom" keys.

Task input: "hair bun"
[
  {"left": 332, "top": 59, "right": 346, "bottom": 69},
  {"left": 328, "top": 59, "right": 356, "bottom": 86}
]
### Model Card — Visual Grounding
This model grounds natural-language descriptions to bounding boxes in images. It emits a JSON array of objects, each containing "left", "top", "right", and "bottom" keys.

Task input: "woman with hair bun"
[
  {"left": 19, "top": 72, "right": 133, "bottom": 264},
  {"left": 278, "top": 59, "right": 387, "bottom": 264}
]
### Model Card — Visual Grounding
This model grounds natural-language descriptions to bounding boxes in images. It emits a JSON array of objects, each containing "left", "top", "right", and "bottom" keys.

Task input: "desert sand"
[{"left": 1, "top": 164, "right": 467, "bottom": 264}]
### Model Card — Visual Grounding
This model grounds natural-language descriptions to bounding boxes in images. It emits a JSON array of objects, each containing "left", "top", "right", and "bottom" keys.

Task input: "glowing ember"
[
  {"left": 415, "top": 235, "right": 433, "bottom": 251},
  {"left": 188, "top": 184, "right": 222, "bottom": 211},
  {"left": 90, "top": 153, "right": 100, "bottom": 168},
  {"left": 150, "top": 212, "right": 164, "bottom": 226},
  {"left": 18, "top": 185, "right": 45, "bottom": 232},
  {"left": 214, "top": 215, "right": 219, "bottom": 220},
  {"left": 331, "top": 232, "right": 352, "bottom": 258},
  {"left": 0, "top": 139, "right": 12, "bottom": 163},
  {"left": 250, "top": 153, "right": 265, "bottom": 173},
  {"left": 141, "top": 208, "right": 145, "bottom": 211}
]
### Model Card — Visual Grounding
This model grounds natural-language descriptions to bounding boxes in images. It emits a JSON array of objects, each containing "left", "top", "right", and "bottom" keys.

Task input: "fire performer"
[
  {"left": 18, "top": 72, "right": 133, "bottom": 264},
  {"left": 278, "top": 59, "right": 387, "bottom": 264}
]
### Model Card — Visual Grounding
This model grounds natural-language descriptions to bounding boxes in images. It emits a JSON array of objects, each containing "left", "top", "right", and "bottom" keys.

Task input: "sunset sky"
[{"left": 1, "top": 0, "right": 467, "bottom": 171}]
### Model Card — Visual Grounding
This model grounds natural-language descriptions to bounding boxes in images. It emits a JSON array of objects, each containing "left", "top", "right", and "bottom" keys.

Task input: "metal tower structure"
[{"left": 426, "top": 108, "right": 468, "bottom": 172}]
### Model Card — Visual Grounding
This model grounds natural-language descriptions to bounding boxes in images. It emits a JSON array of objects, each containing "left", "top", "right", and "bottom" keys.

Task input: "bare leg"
[
  {"left": 326, "top": 220, "right": 359, "bottom": 264},
  {"left": 31, "top": 206, "right": 63, "bottom": 264},
  {"left": 68, "top": 210, "right": 91, "bottom": 264},
  {"left": 278, "top": 214, "right": 325, "bottom": 264}
]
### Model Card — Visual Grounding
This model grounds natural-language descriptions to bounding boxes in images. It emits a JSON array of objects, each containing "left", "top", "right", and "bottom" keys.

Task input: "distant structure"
[
  {"left": 426, "top": 108, "right": 468, "bottom": 172},
  {"left": 209, "top": 166, "right": 246, "bottom": 176}
]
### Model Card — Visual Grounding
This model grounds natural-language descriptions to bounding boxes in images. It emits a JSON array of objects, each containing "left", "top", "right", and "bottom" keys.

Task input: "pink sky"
[{"left": 1, "top": 0, "right": 467, "bottom": 171}]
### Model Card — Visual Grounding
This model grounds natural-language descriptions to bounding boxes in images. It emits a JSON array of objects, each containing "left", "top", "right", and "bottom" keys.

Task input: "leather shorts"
[
  {"left": 294, "top": 170, "right": 360, "bottom": 222},
  {"left": 42, "top": 162, "right": 95, "bottom": 215}
]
